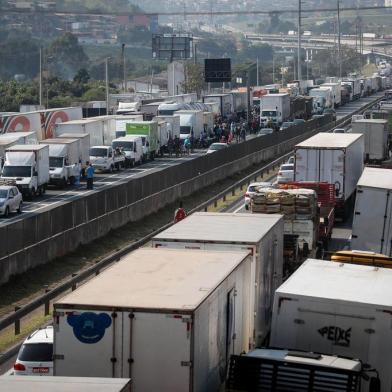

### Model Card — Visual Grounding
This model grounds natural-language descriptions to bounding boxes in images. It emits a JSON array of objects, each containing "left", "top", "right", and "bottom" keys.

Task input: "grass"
[{"left": 0, "top": 314, "right": 52, "bottom": 353}]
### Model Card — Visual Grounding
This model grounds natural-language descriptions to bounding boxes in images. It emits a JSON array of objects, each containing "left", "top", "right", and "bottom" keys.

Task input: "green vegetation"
[{"left": 55, "top": 0, "right": 140, "bottom": 12}]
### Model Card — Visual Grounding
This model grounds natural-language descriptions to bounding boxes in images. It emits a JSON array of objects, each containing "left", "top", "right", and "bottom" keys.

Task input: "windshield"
[
  {"left": 0, "top": 189, "right": 8, "bottom": 198},
  {"left": 112, "top": 141, "right": 134, "bottom": 151},
  {"left": 159, "top": 110, "right": 176, "bottom": 116},
  {"left": 210, "top": 144, "right": 226, "bottom": 151},
  {"left": 3, "top": 166, "right": 31, "bottom": 177},
  {"left": 49, "top": 157, "right": 64, "bottom": 168},
  {"left": 90, "top": 148, "right": 107, "bottom": 157},
  {"left": 261, "top": 110, "right": 277, "bottom": 117},
  {"left": 18, "top": 343, "right": 53, "bottom": 362},
  {"left": 180, "top": 126, "right": 191, "bottom": 134},
  {"left": 281, "top": 164, "right": 294, "bottom": 171}
]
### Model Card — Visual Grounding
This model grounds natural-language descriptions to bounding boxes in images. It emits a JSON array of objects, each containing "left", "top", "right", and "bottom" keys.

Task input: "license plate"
[{"left": 32, "top": 367, "right": 49, "bottom": 373}]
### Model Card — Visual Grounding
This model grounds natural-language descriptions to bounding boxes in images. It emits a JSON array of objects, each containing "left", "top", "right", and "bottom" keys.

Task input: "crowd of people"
[{"left": 166, "top": 110, "right": 262, "bottom": 157}]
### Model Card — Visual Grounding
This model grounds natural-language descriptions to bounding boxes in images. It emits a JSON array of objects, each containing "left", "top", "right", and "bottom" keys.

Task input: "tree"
[
  {"left": 181, "top": 63, "right": 204, "bottom": 98},
  {"left": 74, "top": 68, "right": 90, "bottom": 84},
  {"left": 47, "top": 33, "right": 88, "bottom": 80}
]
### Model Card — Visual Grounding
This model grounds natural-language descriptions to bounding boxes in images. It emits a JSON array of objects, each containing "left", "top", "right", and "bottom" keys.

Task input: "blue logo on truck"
[{"left": 67, "top": 312, "right": 112, "bottom": 344}]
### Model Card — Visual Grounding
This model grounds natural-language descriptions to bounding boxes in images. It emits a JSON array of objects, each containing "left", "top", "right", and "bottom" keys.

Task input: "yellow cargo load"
[{"left": 331, "top": 250, "right": 392, "bottom": 268}]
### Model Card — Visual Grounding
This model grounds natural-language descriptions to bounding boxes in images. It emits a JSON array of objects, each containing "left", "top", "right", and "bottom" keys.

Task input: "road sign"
[{"left": 152, "top": 34, "right": 193, "bottom": 61}]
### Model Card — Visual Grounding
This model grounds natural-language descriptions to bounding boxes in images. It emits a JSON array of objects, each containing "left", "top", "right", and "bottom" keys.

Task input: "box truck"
[
  {"left": 112, "top": 136, "right": 143, "bottom": 167},
  {"left": 176, "top": 110, "right": 204, "bottom": 140},
  {"left": 2, "top": 144, "right": 49, "bottom": 197},
  {"left": 157, "top": 120, "right": 169, "bottom": 155},
  {"left": 309, "top": 87, "right": 333, "bottom": 113},
  {"left": 53, "top": 248, "right": 252, "bottom": 392},
  {"left": 294, "top": 133, "right": 364, "bottom": 218},
  {"left": 321, "top": 82, "right": 342, "bottom": 107},
  {"left": 352, "top": 168, "right": 392, "bottom": 256},
  {"left": 40, "top": 138, "right": 80, "bottom": 187},
  {"left": 203, "top": 94, "right": 233, "bottom": 117},
  {"left": 1, "top": 376, "right": 131, "bottom": 392},
  {"left": 153, "top": 115, "right": 180, "bottom": 139},
  {"left": 351, "top": 119, "right": 389, "bottom": 162},
  {"left": 152, "top": 212, "right": 284, "bottom": 347},
  {"left": 55, "top": 119, "right": 104, "bottom": 146},
  {"left": 230, "top": 91, "right": 248, "bottom": 112},
  {"left": 125, "top": 121, "right": 159, "bottom": 160},
  {"left": 260, "top": 94, "right": 291, "bottom": 127},
  {"left": 270, "top": 259, "right": 392, "bottom": 392},
  {"left": 57, "top": 133, "right": 90, "bottom": 167}
]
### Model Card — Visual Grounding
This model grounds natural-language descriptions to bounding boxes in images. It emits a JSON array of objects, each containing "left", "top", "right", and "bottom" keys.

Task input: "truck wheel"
[
  {"left": 42, "top": 185, "right": 46, "bottom": 194},
  {"left": 62, "top": 178, "right": 67, "bottom": 188},
  {"left": 30, "top": 188, "right": 36, "bottom": 199},
  {"left": 116, "top": 162, "right": 120, "bottom": 171},
  {"left": 17, "top": 203, "right": 22, "bottom": 214},
  {"left": 4, "top": 207, "right": 9, "bottom": 218},
  {"left": 109, "top": 165, "right": 114, "bottom": 173}
]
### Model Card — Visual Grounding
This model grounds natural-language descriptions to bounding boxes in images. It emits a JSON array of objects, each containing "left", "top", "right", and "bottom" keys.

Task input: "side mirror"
[
  {"left": 8, "top": 195, "right": 13, "bottom": 199},
  {"left": 33, "top": 171, "right": 38, "bottom": 176}
]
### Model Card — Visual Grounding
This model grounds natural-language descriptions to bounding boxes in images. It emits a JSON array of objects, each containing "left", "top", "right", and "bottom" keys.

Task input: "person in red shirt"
[{"left": 174, "top": 201, "right": 186, "bottom": 223}]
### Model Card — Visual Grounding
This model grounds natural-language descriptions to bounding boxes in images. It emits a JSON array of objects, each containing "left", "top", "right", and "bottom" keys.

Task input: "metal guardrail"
[{"left": 0, "top": 94, "right": 384, "bottom": 365}]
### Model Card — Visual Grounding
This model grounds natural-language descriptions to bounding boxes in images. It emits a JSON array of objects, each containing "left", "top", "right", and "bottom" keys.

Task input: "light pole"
[
  {"left": 122, "top": 44, "right": 126, "bottom": 93},
  {"left": 39, "top": 47, "right": 42, "bottom": 107},
  {"left": 105, "top": 57, "right": 111, "bottom": 115},
  {"left": 337, "top": 0, "right": 342, "bottom": 78},
  {"left": 297, "top": 0, "right": 302, "bottom": 81}
]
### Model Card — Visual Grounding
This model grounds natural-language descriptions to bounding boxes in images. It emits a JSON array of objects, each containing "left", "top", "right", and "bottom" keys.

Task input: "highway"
[
  {"left": 0, "top": 151, "right": 205, "bottom": 225},
  {"left": 0, "top": 93, "right": 382, "bottom": 227}
]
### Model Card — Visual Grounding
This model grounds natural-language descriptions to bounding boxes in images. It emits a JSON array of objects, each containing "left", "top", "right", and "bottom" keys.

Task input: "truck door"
[
  {"left": 320, "top": 149, "right": 344, "bottom": 199},
  {"left": 54, "top": 309, "right": 123, "bottom": 378},
  {"left": 123, "top": 312, "right": 191, "bottom": 391},
  {"left": 295, "top": 148, "right": 318, "bottom": 182},
  {"left": 226, "top": 288, "right": 236, "bottom": 359}
]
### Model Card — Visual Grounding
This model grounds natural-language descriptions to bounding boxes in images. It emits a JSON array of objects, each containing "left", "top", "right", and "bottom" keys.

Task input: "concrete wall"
[{"left": 0, "top": 117, "right": 330, "bottom": 284}]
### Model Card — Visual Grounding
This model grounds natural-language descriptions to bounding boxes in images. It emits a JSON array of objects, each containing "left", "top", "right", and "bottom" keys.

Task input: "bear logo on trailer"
[{"left": 67, "top": 312, "right": 112, "bottom": 344}]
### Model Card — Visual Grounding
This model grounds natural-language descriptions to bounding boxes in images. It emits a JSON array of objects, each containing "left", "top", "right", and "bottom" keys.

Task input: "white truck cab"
[
  {"left": 2, "top": 145, "right": 50, "bottom": 198},
  {"left": 89, "top": 146, "right": 125, "bottom": 172},
  {"left": 112, "top": 136, "right": 143, "bottom": 167}
]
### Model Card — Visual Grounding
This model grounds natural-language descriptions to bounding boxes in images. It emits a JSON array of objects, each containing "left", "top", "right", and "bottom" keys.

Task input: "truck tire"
[
  {"left": 30, "top": 188, "right": 36, "bottom": 199},
  {"left": 17, "top": 203, "right": 22, "bottom": 214},
  {"left": 62, "top": 177, "right": 67, "bottom": 188},
  {"left": 109, "top": 165, "right": 114, "bottom": 173},
  {"left": 4, "top": 207, "right": 9, "bottom": 218}
]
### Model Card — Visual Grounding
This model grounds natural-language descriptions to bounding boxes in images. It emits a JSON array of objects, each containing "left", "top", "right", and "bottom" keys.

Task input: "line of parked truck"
[{"left": 258, "top": 73, "right": 391, "bottom": 129}]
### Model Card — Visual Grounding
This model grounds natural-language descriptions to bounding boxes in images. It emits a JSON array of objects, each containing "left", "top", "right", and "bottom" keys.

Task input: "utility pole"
[
  {"left": 122, "top": 43, "right": 126, "bottom": 93},
  {"left": 256, "top": 56, "right": 259, "bottom": 86},
  {"left": 297, "top": 0, "right": 302, "bottom": 81},
  {"left": 105, "top": 57, "right": 110, "bottom": 115},
  {"left": 337, "top": 0, "right": 342, "bottom": 78},
  {"left": 39, "top": 46, "right": 43, "bottom": 108},
  {"left": 246, "top": 70, "right": 251, "bottom": 126},
  {"left": 272, "top": 54, "right": 275, "bottom": 84}
]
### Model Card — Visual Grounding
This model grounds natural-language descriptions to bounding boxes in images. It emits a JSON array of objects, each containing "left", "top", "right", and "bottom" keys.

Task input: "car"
[
  {"left": 286, "top": 156, "right": 295, "bottom": 164},
  {"left": 293, "top": 118, "right": 306, "bottom": 125},
  {"left": 244, "top": 182, "right": 272, "bottom": 210},
  {"left": 257, "top": 128, "right": 274, "bottom": 136},
  {"left": 279, "top": 122, "right": 294, "bottom": 131},
  {"left": 324, "top": 108, "right": 337, "bottom": 120},
  {"left": 0, "top": 185, "right": 23, "bottom": 217},
  {"left": 333, "top": 128, "right": 346, "bottom": 133},
  {"left": 14, "top": 326, "right": 53, "bottom": 376},
  {"left": 206, "top": 143, "right": 229, "bottom": 154},
  {"left": 277, "top": 163, "right": 294, "bottom": 184}
]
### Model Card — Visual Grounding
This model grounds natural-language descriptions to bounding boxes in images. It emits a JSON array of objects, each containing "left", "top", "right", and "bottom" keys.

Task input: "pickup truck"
[{"left": 89, "top": 146, "right": 125, "bottom": 172}]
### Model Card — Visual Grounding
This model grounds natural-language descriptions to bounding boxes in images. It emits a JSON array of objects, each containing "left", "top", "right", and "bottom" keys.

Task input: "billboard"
[
  {"left": 152, "top": 34, "right": 193, "bottom": 61},
  {"left": 204, "top": 59, "right": 232, "bottom": 83}
]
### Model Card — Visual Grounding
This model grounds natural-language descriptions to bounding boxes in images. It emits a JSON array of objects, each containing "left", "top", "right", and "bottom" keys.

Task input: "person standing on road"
[
  {"left": 86, "top": 162, "right": 94, "bottom": 190},
  {"left": 174, "top": 201, "right": 186, "bottom": 223}
]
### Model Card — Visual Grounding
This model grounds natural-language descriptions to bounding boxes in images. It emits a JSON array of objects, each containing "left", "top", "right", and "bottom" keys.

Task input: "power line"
[{"left": 1, "top": 5, "right": 392, "bottom": 17}]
